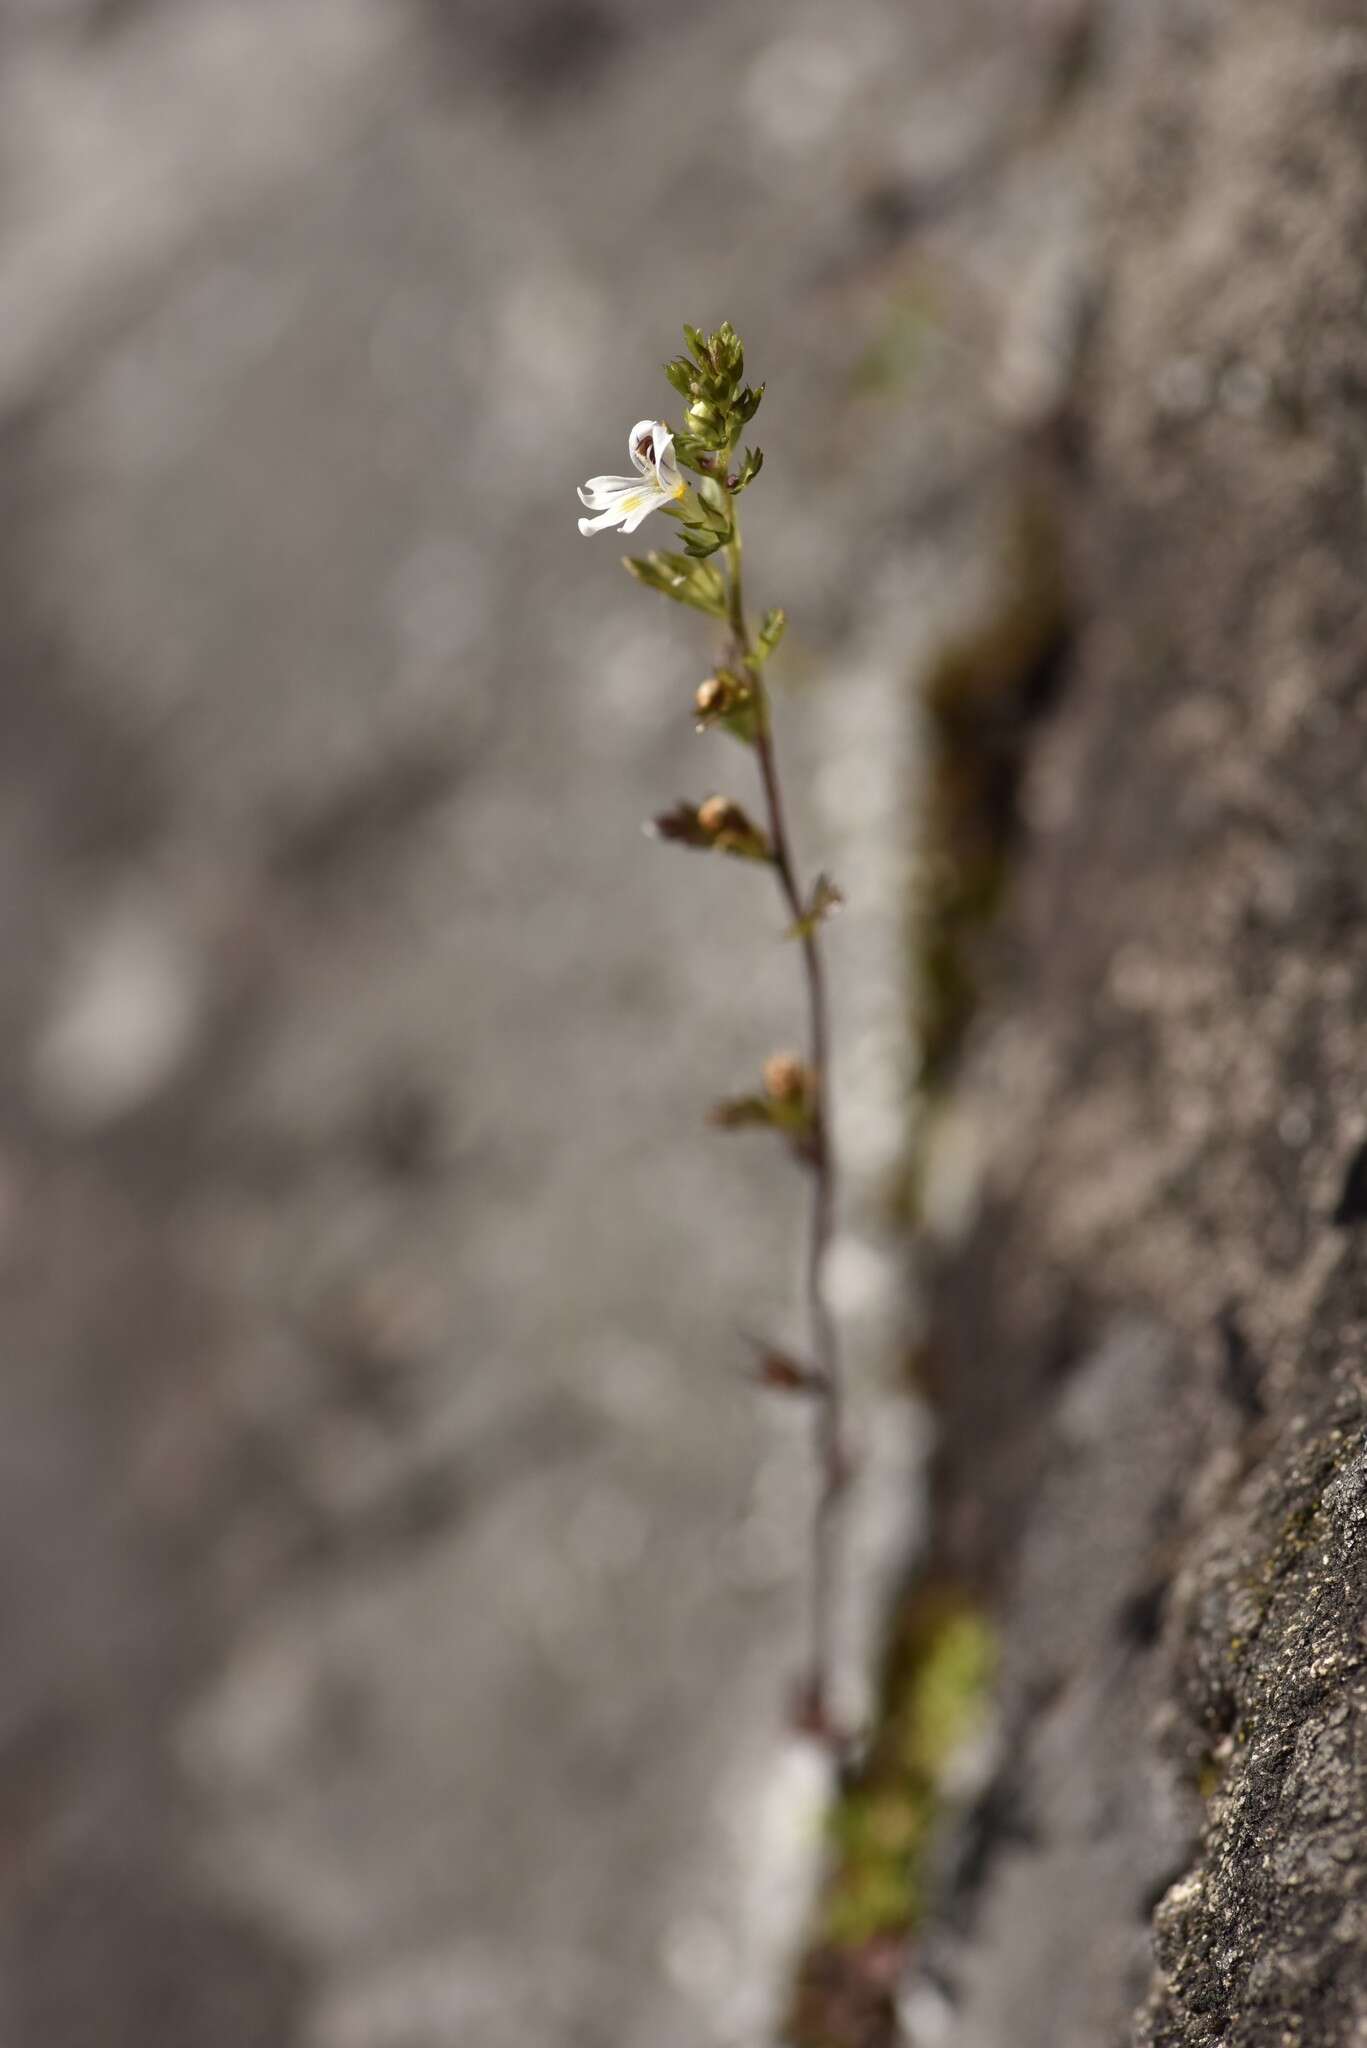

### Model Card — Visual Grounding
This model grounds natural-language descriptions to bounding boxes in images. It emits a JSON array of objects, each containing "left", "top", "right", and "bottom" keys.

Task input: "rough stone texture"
[
  {"left": 11, "top": 0, "right": 1365, "bottom": 2041},
  {"left": 902, "top": 1319, "right": 1201, "bottom": 2048},
  {"left": 0, "top": 3, "right": 1083, "bottom": 2045},
  {"left": 910, "top": 2, "right": 1367, "bottom": 2044}
]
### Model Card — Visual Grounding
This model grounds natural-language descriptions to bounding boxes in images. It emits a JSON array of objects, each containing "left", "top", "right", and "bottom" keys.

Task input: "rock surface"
[
  {"left": 0, "top": 3, "right": 1075, "bottom": 2044},
  {"left": 908, "top": 3, "right": 1367, "bottom": 2043},
  {"left": 11, "top": 1, "right": 1357, "bottom": 2042}
]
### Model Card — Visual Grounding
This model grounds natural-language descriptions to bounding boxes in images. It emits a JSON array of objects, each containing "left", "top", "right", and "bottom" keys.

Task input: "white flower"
[{"left": 577, "top": 419, "right": 686, "bottom": 537}]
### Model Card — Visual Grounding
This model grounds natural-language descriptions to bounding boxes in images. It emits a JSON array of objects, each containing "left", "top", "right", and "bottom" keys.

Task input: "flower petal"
[
  {"left": 578, "top": 502, "right": 628, "bottom": 536},
  {"left": 648, "top": 424, "right": 677, "bottom": 488},
  {"left": 618, "top": 490, "right": 669, "bottom": 534},
  {"left": 578, "top": 473, "right": 638, "bottom": 509},
  {"left": 628, "top": 419, "right": 658, "bottom": 476}
]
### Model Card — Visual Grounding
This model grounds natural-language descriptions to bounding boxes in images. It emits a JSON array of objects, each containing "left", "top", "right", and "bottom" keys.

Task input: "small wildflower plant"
[{"left": 577, "top": 323, "right": 850, "bottom": 1740}]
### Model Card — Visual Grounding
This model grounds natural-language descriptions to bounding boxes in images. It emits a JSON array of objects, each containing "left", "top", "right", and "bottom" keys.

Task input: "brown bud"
[
  {"left": 694, "top": 675, "right": 730, "bottom": 720},
  {"left": 763, "top": 1051, "right": 809, "bottom": 1105},
  {"left": 694, "top": 671, "right": 759, "bottom": 745},
  {"left": 650, "top": 797, "right": 770, "bottom": 861},
  {"left": 650, "top": 802, "right": 713, "bottom": 848},
  {"left": 698, "top": 795, "right": 771, "bottom": 858},
  {"left": 698, "top": 793, "right": 746, "bottom": 837}
]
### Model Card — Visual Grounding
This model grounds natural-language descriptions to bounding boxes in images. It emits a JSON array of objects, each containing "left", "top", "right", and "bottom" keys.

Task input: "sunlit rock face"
[{"left": 0, "top": 1, "right": 1078, "bottom": 2043}]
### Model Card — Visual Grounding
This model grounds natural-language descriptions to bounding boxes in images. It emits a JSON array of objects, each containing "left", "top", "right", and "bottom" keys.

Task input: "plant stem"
[{"left": 725, "top": 497, "right": 848, "bottom": 1734}]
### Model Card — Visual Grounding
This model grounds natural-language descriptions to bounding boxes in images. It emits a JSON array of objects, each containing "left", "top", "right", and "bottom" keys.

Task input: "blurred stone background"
[{"left": 0, "top": 3, "right": 1084, "bottom": 2045}]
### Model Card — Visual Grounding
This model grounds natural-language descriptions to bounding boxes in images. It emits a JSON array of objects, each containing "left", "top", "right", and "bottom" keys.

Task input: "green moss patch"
[
  {"left": 786, "top": 1583, "right": 996, "bottom": 2048},
  {"left": 914, "top": 489, "right": 1069, "bottom": 1102}
]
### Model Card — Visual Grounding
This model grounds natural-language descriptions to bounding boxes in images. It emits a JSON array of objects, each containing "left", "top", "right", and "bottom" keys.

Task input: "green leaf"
[
  {"left": 754, "top": 606, "right": 787, "bottom": 662},
  {"left": 671, "top": 434, "right": 713, "bottom": 475},
  {"left": 784, "top": 872, "right": 845, "bottom": 941},
  {"left": 681, "top": 527, "right": 727, "bottom": 560},
  {"left": 708, "top": 1093, "right": 777, "bottom": 1132},
  {"left": 693, "top": 670, "right": 760, "bottom": 745},
  {"left": 734, "top": 446, "right": 764, "bottom": 492},
  {"left": 683, "top": 324, "right": 708, "bottom": 364},
  {"left": 663, "top": 357, "right": 696, "bottom": 398},
  {"left": 623, "top": 550, "right": 727, "bottom": 620}
]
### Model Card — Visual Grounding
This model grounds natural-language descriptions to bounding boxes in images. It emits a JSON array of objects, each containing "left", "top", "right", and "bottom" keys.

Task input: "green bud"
[
  {"left": 714, "top": 322, "right": 742, "bottom": 375},
  {"left": 669, "top": 477, "right": 732, "bottom": 557},
  {"left": 733, "top": 446, "right": 764, "bottom": 492},
  {"left": 680, "top": 526, "right": 728, "bottom": 560},
  {"left": 664, "top": 322, "right": 761, "bottom": 462},
  {"left": 669, "top": 434, "right": 711, "bottom": 476}
]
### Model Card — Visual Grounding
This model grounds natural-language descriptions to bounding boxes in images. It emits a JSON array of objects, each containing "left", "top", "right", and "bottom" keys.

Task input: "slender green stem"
[
  {"left": 726, "top": 512, "right": 747, "bottom": 650},
  {"left": 724, "top": 491, "right": 848, "bottom": 1734}
]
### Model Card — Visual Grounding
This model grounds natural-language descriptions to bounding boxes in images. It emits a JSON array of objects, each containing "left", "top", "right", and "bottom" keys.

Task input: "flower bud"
[
  {"left": 694, "top": 670, "right": 760, "bottom": 744},
  {"left": 697, "top": 795, "right": 768, "bottom": 858},
  {"left": 695, "top": 675, "right": 731, "bottom": 721},
  {"left": 763, "top": 1051, "right": 809, "bottom": 1106},
  {"left": 696, "top": 794, "right": 733, "bottom": 834},
  {"left": 650, "top": 797, "right": 771, "bottom": 862}
]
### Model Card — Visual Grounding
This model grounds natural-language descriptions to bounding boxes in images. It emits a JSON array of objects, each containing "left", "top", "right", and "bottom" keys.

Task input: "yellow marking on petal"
[
  {"left": 621, "top": 493, "right": 643, "bottom": 513},
  {"left": 672, "top": 481, "right": 685, "bottom": 499}
]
